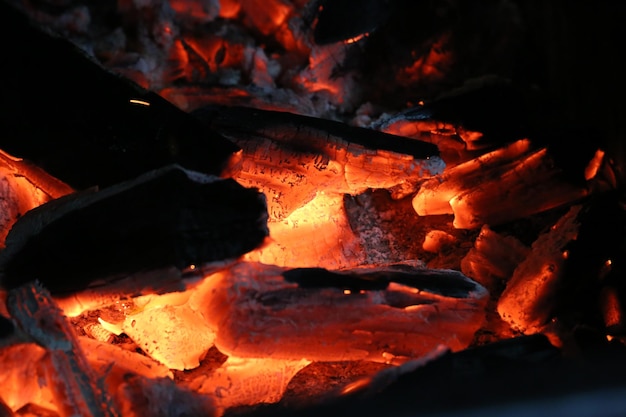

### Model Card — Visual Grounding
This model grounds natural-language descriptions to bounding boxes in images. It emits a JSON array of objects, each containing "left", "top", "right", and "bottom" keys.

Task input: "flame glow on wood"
[{"left": 198, "top": 261, "right": 488, "bottom": 362}]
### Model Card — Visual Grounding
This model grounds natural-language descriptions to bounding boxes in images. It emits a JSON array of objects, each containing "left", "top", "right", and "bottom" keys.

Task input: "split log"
[
  {"left": 497, "top": 205, "right": 582, "bottom": 333},
  {"left": 0, "top": 165, "right": 268, "bottom": 294},
  {"left": 6, "top": 282, "right": 120, "bottom": 417},
  {"left": 0, "top": 0, "right": 239, "bottom": 190},
  {"left": 413, "top": 138, "right": 612, "bottom": 229},
  {"left": 194, "top": 105, "right": 444, "bottom": 220},
  {"left": 198, "top": 261, "right": 488, "bottom": 362}
]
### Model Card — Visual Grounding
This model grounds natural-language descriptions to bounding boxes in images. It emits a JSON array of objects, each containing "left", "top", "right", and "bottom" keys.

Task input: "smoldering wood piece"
[
  {"left": 200, "top": 261, "right": 488, "bottom": 363},
  {"left": 0, "top": 149, "right": 74, "bottom": 247},
  {"left": 193, "top": 105, "right": 444, "bottom": 219},
  {"left": 6, "top": 282, "right": 120, "bottom": 417},
  {"left": 285, "top": 262, "right": 488, "bottom": 299},
  {"left": 116, "top": 375, "right": 218, "bottom": 417},
  {"left": 312, "top": 0, "right": 397, "bottom": 44},
  {"left": 374, "top": 76, "right": 537, "bottom": 150},
  {"left": 414, "top": 138, "right": 612, "bottom": 229},
  {"left": 0, "top": 165, "right": 269, "bottom": 294},
  {"left": 412, "top": 139, "right": 534, "bottom": 216},
  {"left": 497, "top": 205, "right": 582, "bottom": 334},
  {"left": 196, "top": 105, "right": 440, "bottom": 159},
  {"left": 498, "top": 193, "right": 626, "bottom": 336},
  {"left": 0, "top": 1, "right": 239, "bottom": 191},
  {"left": 246, "top": 334, "right": 575, "bottom": 417},
  {"left": 557, "top": 192, "right": 626, "bottom": 335},
  {"left": 460, "top": 225, "right": 530, "bottom": 288}
]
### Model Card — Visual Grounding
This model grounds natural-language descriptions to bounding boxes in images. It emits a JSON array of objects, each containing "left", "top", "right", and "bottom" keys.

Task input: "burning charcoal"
[
  {"left": 100, "top": 300, "right": 217, "bottom": 370},
  {"left": 170, "top": 0, "right": 220, "bottom": 24},
  {"left": 0, "top": 165, "right": 269, "bottom": 294},
  {"left": 198, "top": 261, "right": 488, "bottom": 363},
  {"left": 413, "top": 139, "right": 533, "bottom": 216},
  {"left": 461, "top": 225, "right": 530, "bottom": 288},
  {"left": 497, "top": 205, "right": 582, "bottom": 334},
  {"left": 194, "top": 105, "right": 443, "bottom": 220},
  {"left": 375, "top": 76, "right": 535, "bottom": 151},
  {"left": 312, "top": 0, "right": 397, "bottom": 45},
  {"left": 116, "top": 375, "right": 217, "bottom": 417},
  {"left": 193, "top": 356, "right": 311, "bottom": 411},
  {"left": 6, "top": 282, "right": 121, "bottom": 417},
  {"left": 499, "top": 191, "right": 626, "bottom": 337},
  {"left": 0, "top": 343, "right": 55, "bottom": 414},
  {"left": 13, "top": 404, "right": 59, "bottom": 417},
  {"left": 414, "top": 138, "right": 612, "bottom": 229},
  {"left": 80, "top": 336, "right": 172, "bottom": 382},
  {"left": 0, "top": 1, "right": 239, "bottom": 191},
  {"left": 242, "top": 192, "right": 368, "bottom": 269},
  {"left": 249, "top": 334, "right": 566, "bottom": 417},
  {"left": 421, "top": 230, "right": 456, "bottom": 253},
  {"left": 0, "top": 150, "right": 73, "bottom": 247},
  {"left": 556, "top": 192, "right": 626, "bottom": 336}
]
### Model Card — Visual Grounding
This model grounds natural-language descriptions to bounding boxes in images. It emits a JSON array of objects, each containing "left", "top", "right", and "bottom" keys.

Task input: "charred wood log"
[
  {"left": 498, "top": 191, "right": 626, "bottom": 336},
  {"left": 412, "top": 137, "right": 613, "bottom": 229},
  {"left": 244, "top": 333, "right": 626, "bottom": 417},
  {"left": 375, "top": 76, "right": 537, "bottom": 151},
  {"left": 0, "top": 165, "right": 268, "bottom": 294},
  {"left": 0, "top": 0, "right": 239, "bottom": 190},
  {"left": 194, "top": 105, "right": 443, "bottom": 220},
  {"left": 199, "top": 261, "right": 487, "bottom": 363},
  {"left": 6, "top": 282, "right": 120, "bottom": 417}
]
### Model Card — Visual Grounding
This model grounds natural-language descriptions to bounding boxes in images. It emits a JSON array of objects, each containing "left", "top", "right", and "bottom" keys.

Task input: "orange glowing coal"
[{"left": 0, "top": 1, "right": 621, "bottom": 416}]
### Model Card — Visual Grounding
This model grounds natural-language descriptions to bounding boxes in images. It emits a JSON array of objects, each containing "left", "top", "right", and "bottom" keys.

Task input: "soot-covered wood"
[
  {"left": 0, "top": 165, "right": 269, "bottom": 294},
  {"left": 0, "top": 0, "right": 239, "bottom": 191}
]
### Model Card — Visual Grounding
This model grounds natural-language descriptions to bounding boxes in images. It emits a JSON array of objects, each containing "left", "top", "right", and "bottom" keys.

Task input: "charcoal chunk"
[
  {"left": 0, "top": 1, "right": 239, "bottom": 190},
  {"left": 0, "top": 165, "right": 269, "bottom": 294}
]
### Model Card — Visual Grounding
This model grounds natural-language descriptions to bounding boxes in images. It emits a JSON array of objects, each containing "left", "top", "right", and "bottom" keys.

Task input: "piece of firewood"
[
  {"left": 194, "top": 105, "right": 444, "bottom": 220},
  {"left": 6, "top": 282, "right": 121, "bottom": 417},
  {"left": 0, "top": 165, "right": 268, "bottom": 294},
  {"left": 0, "top": 1, "right": 239, "bottom": 190},
  {"left": 198, "top": 261, "right": 488, "bottom": 362}
]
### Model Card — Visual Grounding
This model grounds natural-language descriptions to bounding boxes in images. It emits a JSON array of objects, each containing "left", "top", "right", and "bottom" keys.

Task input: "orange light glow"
[
  {"left": 129, "top": 99, "right": 150, "bottom": 106},
  {"left": 219, "top": 0, "right": 241, "bottom": 18},
  {"left": 396, "top": 34, "right": 454, "bottom": 86},
  {"left": 0, "top": 148, "right": 74, "bottom": 246},
  {"left": 584, "top": 148, "right": 605, "bottom": 180},
  {"left": 344, "top": 33, "right": 368, "bottom": 44},
  {"left": 243, "top": 192, "right": 366, "bottom": 269}
]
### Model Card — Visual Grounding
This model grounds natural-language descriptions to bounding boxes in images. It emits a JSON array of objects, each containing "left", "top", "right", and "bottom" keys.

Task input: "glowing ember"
[
  {"left": 1, "top": 0, "right": 624, "bottom": 415},
  {"left": 198, "top": 261, "right": 488, "bottom": 362}
]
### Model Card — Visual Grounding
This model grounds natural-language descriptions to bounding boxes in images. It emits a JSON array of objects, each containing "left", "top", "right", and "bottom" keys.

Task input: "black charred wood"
[
  {"left": 283, "top": 263, "right": 481, "bottom": 298},
  {"left": 0, "top": 165, "right": 269, "bottom": 294},
  {"left": 0, "top": 0, "right": 239, "bottom": 190},
  {"left": 248, "top": 334, "right": 626, "bottom": 417},
  {"left": 312, "top": 0, "right": 397, "bottom": 45},
  {"left": 0, "top": 315, "right": 14, "bottom": 340},
  {"left": 375, "top": 76, "right": 539, "bottom": 148},
  {"left": 193, "top": 105, "right": 439, "bottom": 159}
]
